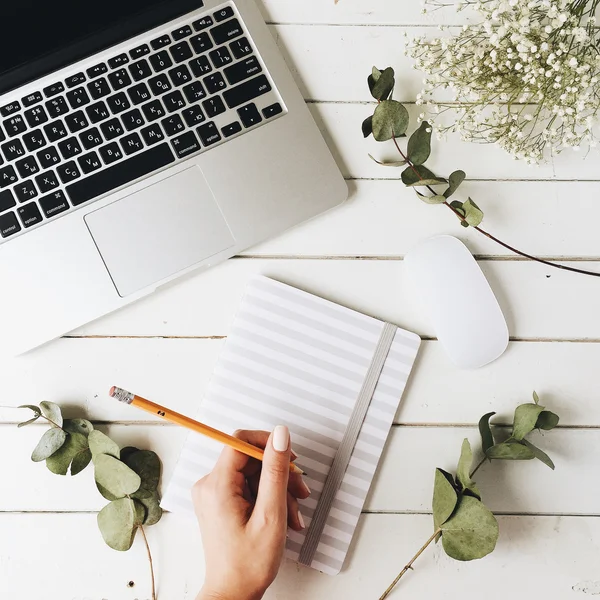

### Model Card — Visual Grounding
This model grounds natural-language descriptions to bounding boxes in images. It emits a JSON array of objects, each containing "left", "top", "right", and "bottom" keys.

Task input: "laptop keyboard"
[{"left": 0, "top": 3, "right": 284, "bottom": 242}]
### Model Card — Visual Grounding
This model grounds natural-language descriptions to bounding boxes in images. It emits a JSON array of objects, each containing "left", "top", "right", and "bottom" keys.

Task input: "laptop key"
[
  {"left": 0, "top": 165, "right": 18, "bottom": 188},
  {"left": 4, "top": 115, "right": 27, "bottom": 137},
  {"left": 183, "top": 81, "right": 207, "bottom": 103},
  {"left": 44, "top": 120, "right": 68, "bottom": 142},
  {"left": 214, "top": 6, "right": 235, "bottom": 21},
  {"left": 46, "top": 96, "right": 69, "bottom": 118},
  {"left": 87, "top": 77, "right": 111, "bottom": 100},
  {"left": 149, "top": 74, "right": 172, "bottom": 96},
  {"left": 170, "top": 41, "right": 193, "bottom": 64},
  {"left": 149, "top": 50, "right": 173, "bottom": 73},
  {"left": 171, "top": 131, "right": 200, "bottom": 159},
  {"left": 189, "top": 55, "right": 212, "bottom": 77},
  {"left": 0, "top": 189, "right": 16, "bottom": 212},
  {"left": 39, "top": 190, "right": 69, "bottom": 218},
  {"left": 107, "top": 92, "right": 131, "bottom": 114},
  {"left": 163, "top": 90, "right": 186, "bottom": 113},
  {"left": 130, "top": 44, "right": 150, "bottom": 59},
  {"left": 211, "top": 19, "right": 243, "bottom": 45},
  {"left": 0, "top": 102, "right": 21, "bottom": 117},
  {"left": 58, "top": 137, "right": 83, "bottom": 159},
  {"left": 190, "top": 33, "right": 213, "bottom": 54},
  {"left": 86, "top": 101, "right": 110, "bottom": 124},
  {"left": 14, "top": 180, "right": 37, "bottom": 202},
  {"left": 66, "top": 87, "right": 91, "bottom": 109},
  {"left": 18, "top": 202, "right": 43, "bottom": 228},
  {"left": 0, "top": 211, "right": 21, "bottom": 237},
  {"left": 230, "top": 37, "right": 252, "bottom": 60},
  {"left": 43, "top": 82, "right": 65, "bottom": 98},
  {"left": 203, "top": 96, "right": 226, "bottom": 118},
  {"left": 182, "top": 105, "right": 206, "bottom": 126},
  {"left": 168, "top": 65, "right": 192, "bottom": 87},
  {"left": 100, "top": 118, "right": 124, "bottom": 140},
  {"left": 142, "top": 99, "right": 166, "bottom": 122},
  {"left": 65, "top": 111, "right": 89, "bottom": 133},
  {"left": 224, "top": 56, "right": 262, "bottom": 85},
  {"left": 24, "top": 105, "right": 49, "bottom": 127},
  {"left": 121, "top": 132, "right": 144, "bottom": 155},
  {"left": 129, "top": 59, "right": 152, "bottom": 82},
  {"left": 108, "top": 54, "right": 129, "bottom": 69},
  {"left": 141, "top": 123, "right": 164, "bottom": 146},
  {"left": 238, "top": 103, "right": 262, "bottom": 128},
  {"left": 263, "top": 102, "right": 283, "bottom": 119},
  {"left": 161, "top": 114, "right": 185, "bottom": 137},
  {"left": 65, "top": 73, "right": 86, "bottom": 88},
  {"left": 38, "top": 147, "right": 61, "bottom": 169},
  {"left": 99, "top": 142, "right": 123, "bottom": 165},
  {"left": 150, "top": 35, "right": 171, "bottom": 50},
  {"left": 122, "top": 109, "right": 145, "bottom": 131},
  {"left": 23, "top": 130, "right": 47, "bottom": 152},
  {"left": 221, "top": 121, "right": 242, "bottom": 138},
  {"left": 223, "top": 75, "right": 271, "bottom": 108},
  {"left": 128, "top": 82, "right": 152, "bottom": 105},
  {"left": 16, "top": 156, "right": 40, "bottom": 178},
  {"left": 209, "top": 47, "right": 233, "bottom": 69},
  {"left": 57, "top": 161, "right": 81, "bottom": 184},
  {"left": 196, "top": 121, "right": 221, "bottom": 146},
  {"left": 193, "top": 16, "right": 214, "bottom": 31},
  {"left": 108, "top": 68, "right": 132, "bottom": 92},
  {"left": 66, "top": 143, "right": 175, "bottom": 206},
  {"left": 172, "top": 25, "right": 192, "bottom": 40},
  {"left": 204, "top": 73, "right": 226, "bottom": 94},
  {"left": 22, "top": 92, "right": 43, "bottom": 107},
  {"left": 78, "top": 151, "right": 102, "bottom": 174},
  {"left": 35, "top": 170, "right": 60, "bottom": 193},
  {"left": 80, "top": 127, "right": 103, "bottom": 150},
  {"left": 2, "top": 139, "right": 26, "bottom": 161},
  {"left": 87, "top": 63, "right": 107, "bottom": 79}
]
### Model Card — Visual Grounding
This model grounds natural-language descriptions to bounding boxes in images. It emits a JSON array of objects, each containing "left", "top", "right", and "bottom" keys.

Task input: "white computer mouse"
[{"left": 405, "top": 235, "right": 509, "bottom": 369}]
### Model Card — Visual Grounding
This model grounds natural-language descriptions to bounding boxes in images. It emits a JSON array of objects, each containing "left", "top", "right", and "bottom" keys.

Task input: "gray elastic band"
[{"left": 298, "top": 322, "right": 397, "bottom": 567}]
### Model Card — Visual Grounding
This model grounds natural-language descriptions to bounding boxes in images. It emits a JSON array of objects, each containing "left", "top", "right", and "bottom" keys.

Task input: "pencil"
[{"left": 108, "top": 386, "right": 304, "bottom": 475}]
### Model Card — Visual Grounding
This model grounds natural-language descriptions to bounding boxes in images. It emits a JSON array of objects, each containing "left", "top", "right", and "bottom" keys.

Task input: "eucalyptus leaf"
[
  {"left": 522, "top": 439, "right": 555, "bottom": 470},
  {"left": 372, "top": 100, "right": 409, "bottom": 141},
  {"left": 46, "top": 432, "right": 91, "bottom": 476},
  {"left": 536, "top": 410, "right": 560, "bottom": 431},
  {"left": 31, "top": 427, "right": 67, "bottom": 462},
  {"left": 88, "top": 430, "right": 120, "bottom": 459},
  {"left": 362, "top": 115, "right": 373, "bottom": 138},
  {"left": 450, "top": 200, "right": 465, "bottom": 217},
  {"left": 432, "top": 468, "right": 458, "bottom": 530},
  {"left": 133, "top": 489, "right": 163, "bottom": 526},
  {"left": 415, "top": 190, "right": 446, "bottom": 204},
  {"left": 123, "top": 450, "right": 161, "bottom": 493},
  {"left": 97, "top": 482, "right": 120, "bottom": 502},
  {"left": 19, "top": 404, "right": 41, "bottom": 417},
  {"left": 407, "top": 121, "right": 432, "bottom": 166},
  {"left": 119, "top": 446, "right": 140, "bottom": 463},
  {"left": 97, "top": 498, "right": 140, "bottom": 551},
  {"left": 513, "top": 403, "right": 546, "bottom": 440},
  {"left": 486, "top": 441, "right": 535, "bottom": 460},
  {"left": 478, "top": 412, "right": 496, "bottom": 454},
  {"left": 94, "top": 454, "right": 141, "bottom": 498},
  {"left": 63, "top": 419, "right": 94, "bottom": 437},
  {"left": 456, "top": 439, "right": 481, "bottom": 499},
  {"left": 39, "top": 401, "right": 63, "bottom": 428},
  {"left": 368, "top": 66, "right": 395, "bottom": 101},
  {"left": 18, "top": 416, "right": 40, "bottom": 428},
  {"left": 441, "top": 496, "right": 499, "bottom": 561},
  {"left": 444, "top": 170, "right": 466, "bottom": 199},
  {"left": 401, "top": 165, "right": 447, "bottom": 187},
  {"left": 462, "top": 198, "right": 484, "bottom": 228},
  {"left": 368, "top": 153, "right": 407, "bottom": 167}
]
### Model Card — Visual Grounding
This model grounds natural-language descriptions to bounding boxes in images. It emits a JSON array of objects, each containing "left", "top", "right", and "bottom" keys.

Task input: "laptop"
[{"left": 0, "top": 0, "right": 347, "bottom": 358}]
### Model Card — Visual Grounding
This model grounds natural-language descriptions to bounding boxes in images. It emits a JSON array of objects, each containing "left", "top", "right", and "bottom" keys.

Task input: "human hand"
[{"left": 193, "top": 427, "right": 311, "bottom": 600}]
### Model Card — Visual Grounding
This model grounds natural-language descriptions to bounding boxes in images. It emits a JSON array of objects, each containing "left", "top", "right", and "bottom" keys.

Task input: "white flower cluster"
[{"left": 407, "top": 0, "right": 600, "bottom": 162}]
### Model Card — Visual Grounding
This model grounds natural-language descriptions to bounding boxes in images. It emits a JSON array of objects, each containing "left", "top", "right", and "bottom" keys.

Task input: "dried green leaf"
[
  {"left": 46, "top": 432, "right": 91, "bottom": 476},
  {"left": 63, "top": 419, "right": 94, "bottom": 437},
  {"left": 432, "top": 468, "right": 458, "bottom": 530},
  {"left": 31, "top": 428, "right": 67, "bottom": 462},
  {"left": 88, "top": 430, "right": 120, "bottom": 459},
  {"left": 415, "top": 190, "right": 446, "bottom": 204},
  {"left": 19, "top": 404, "right": 41, "bottom": 417},
  {"left": 97, "top": 482, "right": 120, "bottom": 502},
  {"left": 441, "top": 496, "right": 499, "bottom": 561},
  {"left": 368, "top": 153, "right": 406, "bottom": 167},
  {"left": 456, "top": 439, "right": 481, "bottom": 500},
  {"left": 18, "top": 416, "right": 41, "bottom": 428},
  {"left": 486, "top": 441, "right": 535, "bottom": 460},
  {"left": 407, "top": 121, "right": 432, "bottom": 166},
  {"left": 94, "top": 454, "right": 141, "bottom": 499},
  {"left": 372, "top": 100, "right": 409, "bottom": 141},
  {"left": 122, "top": 450, "right": 161, "bottom": 493},
  {"left": 132, "top": 489, "right": 163, "bottom": 526},
  {"left": 119, "top": 447, "right": 140, "bottom": 462},
  {"left": 368, "top": 66, "right": 395, "bottom": 101},
  {"left": 362, "top": 115, "right": 373, "bottom": 138},
  {"left": 536, "top": 410, "right": 560, "bottom": 431},
  {"left": 478, "top": 412, "right": 496, "bottom": 454},
  {"left": 521, "top": 439, "right": 555, "bottom": 470},
  {"left": 444, "top": 170, "right": 466, "bottom": 199},
  {"left": 39, "top": 401, "right": 63, "bottom": 428},
  {"left": 97, "top": 498, "right": 139, "bottom": 551},
  {"left": 513, "top": 403, "right": 546, "bottom": 440},
  {"left": 401, "top": 165, "right": 447, "bottom": 187},
  {"left": 462, "top": 198, "right": 484, "bottom": 228}
]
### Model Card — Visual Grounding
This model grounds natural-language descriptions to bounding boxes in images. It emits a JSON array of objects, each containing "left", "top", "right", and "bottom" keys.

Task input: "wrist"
[{"left": 198, "top": 586, "right": 265, "bottom": 600}]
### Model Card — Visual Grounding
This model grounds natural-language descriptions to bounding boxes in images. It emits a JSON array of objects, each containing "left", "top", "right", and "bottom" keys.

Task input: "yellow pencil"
[{"left": 109, "top": 386, "right": 303, "bottom": 474}]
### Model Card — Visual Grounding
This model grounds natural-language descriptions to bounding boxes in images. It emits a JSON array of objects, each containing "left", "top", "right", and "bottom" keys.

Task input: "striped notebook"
[{"left": 162, "top": 276, "right": 420, "bottom": 575}]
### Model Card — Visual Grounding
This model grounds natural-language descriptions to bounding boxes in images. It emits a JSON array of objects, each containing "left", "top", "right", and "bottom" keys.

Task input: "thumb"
[{"left": 253, "top": 425, "right": 291, "bottom": 528}]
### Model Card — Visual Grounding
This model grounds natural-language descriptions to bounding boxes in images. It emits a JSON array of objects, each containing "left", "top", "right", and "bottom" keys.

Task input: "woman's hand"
[{"left": 193, "top": 427, "right": 310, "bottom": 600}]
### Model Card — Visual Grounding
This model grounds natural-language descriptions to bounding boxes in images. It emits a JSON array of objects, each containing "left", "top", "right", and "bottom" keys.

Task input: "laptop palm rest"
[{"left": 85, "top": 166, "right": 235, "bottom": 297}]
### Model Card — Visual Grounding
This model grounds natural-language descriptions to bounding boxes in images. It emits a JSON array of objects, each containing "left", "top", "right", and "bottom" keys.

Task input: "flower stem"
[
  {"left": 470, "top": 456, "right": 488, "bottom": 478},
  {"left": 378, "top": 529, "right": 441, "bottom": 600},
  {"left": 140, "top": 525, "right": 156, "bottom": 600}
]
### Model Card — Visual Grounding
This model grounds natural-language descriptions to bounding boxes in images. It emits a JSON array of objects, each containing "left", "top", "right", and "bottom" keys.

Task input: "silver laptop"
[{"left": 0, "top": 0, "right": 347, "bottom": 358}]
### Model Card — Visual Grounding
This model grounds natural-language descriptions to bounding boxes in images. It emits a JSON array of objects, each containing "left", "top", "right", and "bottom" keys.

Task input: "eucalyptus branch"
[{"left": 140, "top": 525, "right": 157, "bottom": 600}]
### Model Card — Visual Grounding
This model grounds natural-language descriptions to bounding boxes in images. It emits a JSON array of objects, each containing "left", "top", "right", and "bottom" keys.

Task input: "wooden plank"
[
  {"left": 0, "top": 339, "right": 596, "bottom": 427},
  {"left": 0, "top": 513, "right": 597, "bottom": 599}
]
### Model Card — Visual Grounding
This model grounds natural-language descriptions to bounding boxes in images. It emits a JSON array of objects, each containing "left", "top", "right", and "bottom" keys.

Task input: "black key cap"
[
  {"left": 211, "top": 18, "right": 243, "bottom": 45},
  {"left": 66, "top": 143, "right": 175, "bottom": 206},
  {"left": 108, "top": 54, "right": 129, "bottom": 69},
  {"left": 151, "top": 35, "right": 171, "bottom": 50},
  {"left": 0, "top": 128, "right": 5, "bottom": 143},
  {"left": 148, "top": 74, "right": 172, "bottom": 96},
  {"left": 182, "top": 105, "right": 206, "bottom": 126},
  {"left": 129, "top": 59, "right": 152, "bottom": 82},
  {"left": 130, "top": 44, "right": 150, "bottom": 59},
  {"left": 0, "top": 189, "right": 16, "bottom": 212},
  {"left": 101, "top": 118, "right": 124, "bottom": 140},
  {"left": 35, "top": 170, "right": 60, "bottom": 193},
  {"left": 99, "top": 142, "right": 123, "bottom": 165},
  {"left": 190, "top": 33, "right": 213, "bottom": 54},
  {"left": 45, "top": 96, "right": 69, "bottom": 118},
  {"left": 22, "top": 91, "right": 43, "bottom": 107},
  {"left": 170, "top": 41, "right": 193, "bottom": 64},
  {"left": 209, "top": 47, "right": 233, "bottom": 68},
  {"left": 263, "top": 102, "right": 283, "bottom": 119},
  {"left": 66, "top": 73, "right": 86, "bottom": 88},
  {"left": 86, "top": 101, "right": 110, "bottom": 124},
  {"left": 172, "top": 25, "right": 192, "bottom": 40},
  {"left": 88, "top": 77, "right": 111, "bottom": 100},
  {"left": 171, "top": 131, "right": 200, "bottom": 159},
  {"left": 58, "top": 137, "right": 83, "bottom": 159},
  {"left": 65, "top": 111, "right": 89, "bottom": 133},
  {"left": 43, "top": 82, "right": 65, "bottom": 98},
  {"left": 44, "top": 120, "right": 68, "bottom": 142},
  {"left": 0, "top": 211, "right": 21, "bottom": 237},
  {"left": 230, "top": 37, "right": 252, "bottom": 59},
  {"left": 18, "top": 202, "right": 43, "bottom": 228},
  {"left": 40, "top": 190, "right": 69, "bottom": 218},
  {"left": 128, "top": 82, "right": 152, "bottom": 106},
  {"left": 3, "top": 115, "right": 26, "bottom": 137},
  {"left": 0, "top": 102, "right": 21, "bottom": 117},
  {"left": 122, "top": 109, "right": 145, "bottom": 131},
  {"left": 214, "top": 7, "right": 235, "bottom": 21},
  {"left": 204, "top": 72, "right": 227, "bottom": 94},
  {"left": 14, "top": 180, "right": 37, "bottom": 202},
  {"left": 141, "top": 123, "right": 165, "bottom": 146},
  {"left": 1, "top": 139, "right": 26, "bottom": 161},
  {"left": 149, "top": 50, "right": 173, "bottom": 73},
  {"left": 142, "top": 99, "right": 166, "bottom": 123},
  {"left": 223, "top": 75, "right": 271, "bottom": 109},
  {"left": 203, "top": 96, "right": 226, "bottom": 118},
  {"left": 78, "top": 151, "right": 102, "bottom": 174},
  {"left": 37, "top": 147, "right": 61, "bottom": 169},
  {"left": 238, "top": 103, "right": 262, "bottom": 128},
  {"left": 80, "top": 127, "right": 103, "bottom": 150},
  {"left": 107, "top": 92, "right": 131, "bottom": 114},
  {"left": 189, "top": 55, "right": 212, "bottom": 77},
  {"left": 67, "top": 87, "right": 90, "bottom": 109},
  {"left": 169, "top": 65, "right": 192, "bottom": 87},
  {"left": 224, "top": 56, "right": 262, "bottom": 85},
  {"left": 196, "top": 121, "right": 221, "bottom": 146},
  {"left": 108, "top": 68, "right": 132, "bottom": 91},
  {"left": 192, "top": 16, "right": 213, "bottom": 31},
  {"left": 183, "top": 81, "right": 207, "bottom": 103},
  {"left": 0, "top": 165, "right": 18, "bottom": 188},
  {"left": 163, "top": 90, "right": 186, "bottom": 113},
  {"left": 57, "top": 161, "right": 81, "bottom": 183},
  {"left": 161, "top": 114, "right": 185, "bottom": 137},
  {"left": 121, "top": 132, "right": 143, "bottom": 155},
  {"left": 222, "top": 121, "right": 242, "bottom": 137},
  {"left": 87, "top": 63, "right": 107, "bottom": 79},
  {"left": 23, "top": 129, "right": 47, "bottom": 152},
  {"left": 16, "top": 156, "right": 40, "bottom": 178}
]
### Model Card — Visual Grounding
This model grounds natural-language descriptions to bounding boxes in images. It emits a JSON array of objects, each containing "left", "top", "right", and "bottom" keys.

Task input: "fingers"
[
  {"left": 212, "top": 430, "right": 269, "bottom": 480},
  {"left": 288, "top": 472, "right": 311, "bottom": 500},
  {"left": 287, "top": 492, "right": 305, "bottom": 531}
]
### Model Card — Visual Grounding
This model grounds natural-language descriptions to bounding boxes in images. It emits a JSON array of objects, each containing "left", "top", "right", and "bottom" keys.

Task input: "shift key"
[{"left": 223, "top": 75, "right": 271, "bottom": 109}]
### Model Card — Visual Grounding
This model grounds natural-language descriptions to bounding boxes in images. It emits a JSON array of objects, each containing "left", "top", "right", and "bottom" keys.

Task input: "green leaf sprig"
[
  {"left": 378, "top": 392, "right": 560, "bottom": 600},
  {"left": 18, "top": 403, "right": 162, "bottom": 600},
  {"left": 363, "top": 66, "right": 600, "bottom": 279}
]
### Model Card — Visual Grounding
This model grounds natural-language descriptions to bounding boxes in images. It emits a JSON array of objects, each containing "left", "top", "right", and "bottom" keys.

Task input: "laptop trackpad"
[{"left": 85, "top": 166, "right": 235, "bottom": 297}]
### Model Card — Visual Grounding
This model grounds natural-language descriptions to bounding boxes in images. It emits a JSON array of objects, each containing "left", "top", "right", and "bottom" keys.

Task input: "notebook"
[{"left": 162, "top": 276, "right": 421, "bottom": 575}]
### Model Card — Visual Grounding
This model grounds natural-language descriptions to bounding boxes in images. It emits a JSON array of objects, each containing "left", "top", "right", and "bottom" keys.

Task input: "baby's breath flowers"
[{"left": 407, "top": 0, "right": 600, "bottom": 163}]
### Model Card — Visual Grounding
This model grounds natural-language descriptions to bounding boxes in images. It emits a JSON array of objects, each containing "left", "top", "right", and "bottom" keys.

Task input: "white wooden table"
[{"left": 2, "top": 1, "right": 600, "bottom": 598}]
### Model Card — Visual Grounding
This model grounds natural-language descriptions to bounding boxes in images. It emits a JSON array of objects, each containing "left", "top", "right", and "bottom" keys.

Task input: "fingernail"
[
  {"left": 298, "top": 509, "right": 305, "bottom": 530},
  {"left": 272, "top": 425, "right": 290, "bottom": 452},
  {"left": 301, "top": 480, "right": 311, "bottom": 496}
]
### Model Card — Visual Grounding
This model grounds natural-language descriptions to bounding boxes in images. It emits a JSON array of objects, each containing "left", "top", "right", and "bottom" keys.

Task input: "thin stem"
[
  {"left": 378, "top": 529, "right": 441, "bottom": 600},
  {"left": 140, "top": 525, "right": 156, "bottom": 600},
  {"left": 470, "top": 456, "right": 488, "bottom": 478}
]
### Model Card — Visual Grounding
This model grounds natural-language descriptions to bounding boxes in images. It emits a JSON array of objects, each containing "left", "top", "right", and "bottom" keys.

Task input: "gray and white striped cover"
[{"left": 162, "top": 276, "right": 420, "bottom": 575}]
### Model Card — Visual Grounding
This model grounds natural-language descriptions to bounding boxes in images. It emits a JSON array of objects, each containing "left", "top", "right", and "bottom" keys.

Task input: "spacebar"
[{"left": 66, "top": 143, "right": 176, "bottom": 207}]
